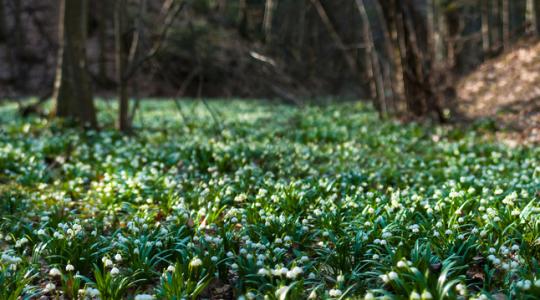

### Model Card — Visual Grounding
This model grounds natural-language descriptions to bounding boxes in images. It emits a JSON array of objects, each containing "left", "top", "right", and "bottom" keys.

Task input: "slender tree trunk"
[
  {"left": 238, "top": 0, "right": 248, "bottom": 38},
  {"left": 481, "top": 0, "right": 491, "bottom": 57},
  {"left": 0, "top": 0, "right": 6, "bottom": 42},
  {"left": 527, "top": 0, "right": 540, "bottom": 35},
  {"left": 536, "top": 0, "right": 540, "bottom": 34},
  {"left": 374, "top": 0, "right": 400, "bottom": 111},
  {"left": 491, "top": 0, "right": 501, "bottom": 53},
  {"left": 426, "top": 0, "right": 436, "bottom": 63},
  {"left": 53, "top": 0, "right": 97, "bottom": 127},
  {"left": 97, "top": 0, "right": 108, "bottom": 80},
  {"left": 532, "top": 0, "right": 540, "bottom": 36},
  {"left": 263, "top": 0, "right": 275, "bottom": 43},
  {"left": 502, "top": 0, "right": 510, "bottom": 51},
  {"left": 115, "top": 0, "right": 129, "bottom": 132},
  {"left": 297, "top": 0, "right": 306, "bottom": 49},
  {"left": 356, "top": 0, "right": 386, "bottom": 115},
  {"left": 13, "top": 0, "right": 23, "bottom": 55},
  {"left": 379, "top": 0, "right": 444, "bottom": 120},
  {"left": 310, "top": 0, "right": 358, "bottom": 74}
]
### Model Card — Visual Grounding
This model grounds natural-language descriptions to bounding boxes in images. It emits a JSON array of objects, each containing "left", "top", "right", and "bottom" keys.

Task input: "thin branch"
[{"left": 123, "top": 0, "right": 185, "bottom": 81}]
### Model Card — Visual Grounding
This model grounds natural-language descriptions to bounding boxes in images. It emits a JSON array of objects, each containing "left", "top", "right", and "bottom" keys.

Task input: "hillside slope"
[{"left": 458, "top": 40, "right": 540, "bottom": 145}]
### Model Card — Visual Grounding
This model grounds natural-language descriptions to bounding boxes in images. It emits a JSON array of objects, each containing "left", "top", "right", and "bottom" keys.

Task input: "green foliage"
[{"left": 0, "top": 100, "right": 538, "bottom": 298}]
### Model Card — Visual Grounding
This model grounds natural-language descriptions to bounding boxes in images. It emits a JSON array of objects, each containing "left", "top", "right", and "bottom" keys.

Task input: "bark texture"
[{"left": 53, "top": 0, "right": 97, "bottom": 127}]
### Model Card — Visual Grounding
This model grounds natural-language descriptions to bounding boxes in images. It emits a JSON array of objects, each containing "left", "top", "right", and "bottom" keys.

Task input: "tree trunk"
[
  {"left": 527, "top": 0, "right": 540, "bottom": 35},
  {"left": 374, "top": 0, "right": 401, "bottom": 111},
  {"left": 238, "top": 0, "right": 249, "bottom": 38},
  {"left": 491, "top": 0, "right": 501, "bottom": 53},
  {"left": 426, "top": 0, "right": 436, "bottom": 63},
  {"left": 481, "top": 0, "right": 491, "bottom": 57},
  {"left": 356, "top": 0, "right": 387, "bottom": 115},
  {"left": 536, "top": 0, "right": 540, "bottom": 34},
  {"left": 263, "top": 0, "right": 275, "bottom": 43},
  {"left": 97, "top": 0, "right": 108, "bottom": 80},
  {"left": 0, "top": 0, "right": 6, "bottom": 42},
  {"left": 310, "top": 0, "right": 358, "bottom": 74},
  {"left": 532, "top": 0, "right": 540, "bottom": 36},
  {"left": 379, "top": 0, "right": 444, "bottom": 120},
  {"left": 13, "top": 0, "right": 24, "bottom": 54},
  {"left": 502, "top": 0, "right": 510, "bottom": 50},
  {"left": 115, "top": 0, "right": 129, "bottom": 132},
  {"left": 53, "top": 0, "right": 97, "bottom": 128}
]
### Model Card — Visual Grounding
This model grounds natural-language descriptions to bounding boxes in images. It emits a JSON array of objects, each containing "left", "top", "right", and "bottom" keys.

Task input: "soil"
[{"left": 457, "top": 39, "right": 540, "bottom": 146}]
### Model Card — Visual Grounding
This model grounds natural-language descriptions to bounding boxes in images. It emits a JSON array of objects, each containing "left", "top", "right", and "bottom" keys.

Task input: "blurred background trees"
[{"left": 0, "top": 0, "right": 538, "bottom": 129}]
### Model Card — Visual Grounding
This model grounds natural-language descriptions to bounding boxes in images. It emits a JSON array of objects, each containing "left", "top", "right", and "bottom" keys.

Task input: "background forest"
[
  {"left": 0, "top": 1, "right": 539, "bottom": 299},
  {"left": 0, "top": 0, "right": 539, "bottom": 132}
]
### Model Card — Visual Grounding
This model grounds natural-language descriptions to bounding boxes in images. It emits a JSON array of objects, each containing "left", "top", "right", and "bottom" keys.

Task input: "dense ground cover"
[{"left": 0, "top": 100, "right": 539, "bottom": 299}]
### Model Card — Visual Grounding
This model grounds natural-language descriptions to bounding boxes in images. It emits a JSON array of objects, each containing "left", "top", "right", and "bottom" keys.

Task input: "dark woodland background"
[{"left": 0, "top": 0, "right": 539, "bottom": 134}]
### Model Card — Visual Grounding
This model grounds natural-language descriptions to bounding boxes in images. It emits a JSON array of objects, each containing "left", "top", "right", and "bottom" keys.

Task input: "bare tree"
[
  {"left": 527, "top": 0, "right": 540, "bottom": 35},
  {"left": 0, "top": 0, "right": 6, "bottom": 42},
  {"left": 263, "top": 0, "right": 275, "bottom": 43},
  {"left": 97, "top": 0, "right": 109, "bottom": 82},
  {"left": 355, "top": 0, "right": 387, "bottom": 115},
  {"left": 115, "top": 0, "right": 184, "bottom": 132},
  {"left": 53, "top": 0, "right": 97, "bottom": 127},
  {"left": 502, "top": 0, "right": 510, "bottom": 50},
  {"left": 310, "top": 0, "right": 358, "bottom": 74},
  {"left": 378, "top": 0, "right": 445, "bottom": 121},
  {"left": 481, "top": 0, "right": 490, "bottom": 57}
]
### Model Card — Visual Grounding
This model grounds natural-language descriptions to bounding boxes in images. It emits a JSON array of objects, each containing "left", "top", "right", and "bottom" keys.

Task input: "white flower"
[
  {"left": 258, "top": 268, "right": 269, "bottom": 276},
  {"left": 189, "top": 257, "right": 202, "bottom": 268},
  {"left": 110, "top": 267, "right": 120, "bottom": 276},
  {"left": 114, "top": 253, "right": 122, "bottom": 262},
  {"left": 166, "top": 265, "right": 175, "bottom": 272},
  {"left": 66, "top": 264, "right": 75, "bottom": 272},
  {"left": 364, "top": 292, "right": 375, "bottom": 300},
  {"left": 410, "top": 291, "right": 421, "bottom": 300},
  {"left": 456, "top": 283, "right": 466, "bottom": 295},
  {"left": 1, "top": 253, "right": 22, "bottom": 264},
  {"left": 44, "top": 282, "right": 56, "bottom": 292},
  {"left": 388, "top": 271, "right": 398, "bottom": 280},
  {"left": 329, "top": 289, "right": 342, "bottom": 297},
  {"left": 103, "top": 257, "right": 113, "bottom": 267},
  {"left": 286, "top": 266, "right": 303, "bottom": 279},
  {"left": 421, "top": 290, "right": 433, "bottom": 299},
  {"left": 49, "top": 267, "right": 62, "bottom": 277},
  {"left": 397, "top": 260, "right": 407, "bottom": 268},
  {"left": 134, "top": 294, "right": 155, "bottom": 300},
  {"left": 86, "top": 287, "right": 100, "bottom": 297}
]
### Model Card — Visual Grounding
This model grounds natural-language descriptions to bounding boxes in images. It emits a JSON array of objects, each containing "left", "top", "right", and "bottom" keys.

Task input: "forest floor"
[
  {"left": 457, "top": 39, "right": 540, "bottom": 146},
  {"left": 0, "top": 100, "right": 538, "bottom": 299}
]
